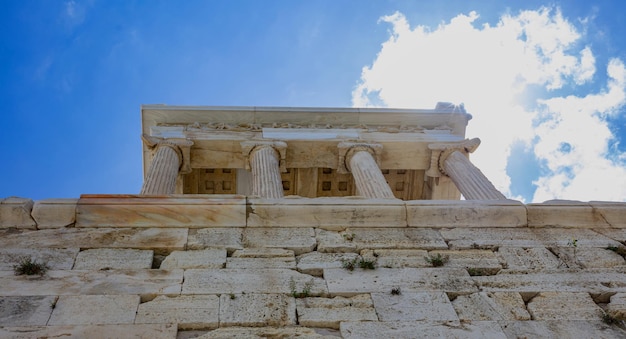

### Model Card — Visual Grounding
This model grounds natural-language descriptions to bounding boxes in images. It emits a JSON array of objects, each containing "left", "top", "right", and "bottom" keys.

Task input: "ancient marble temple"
[{"left": 1, "top": 104, "right": 626, "bottom": 338}]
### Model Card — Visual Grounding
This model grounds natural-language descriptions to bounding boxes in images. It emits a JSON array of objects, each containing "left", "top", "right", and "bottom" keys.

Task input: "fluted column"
[
  {"left": 140, "top": 135, "right": 193, "bottom": 195},
  {"left": 339, "top": 143, "right": 395, "bottom": 199},
  {"left": 242, "top": 141, "right": 287, "bottom": 199},
  {"left": 428, "top": 138, "right": 506, "bottom": 200}
]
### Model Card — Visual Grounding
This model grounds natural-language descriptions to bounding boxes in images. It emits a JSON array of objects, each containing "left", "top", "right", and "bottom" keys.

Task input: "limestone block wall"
[{"left": 1, "top": 195, "right": 626, "bottom": 338}]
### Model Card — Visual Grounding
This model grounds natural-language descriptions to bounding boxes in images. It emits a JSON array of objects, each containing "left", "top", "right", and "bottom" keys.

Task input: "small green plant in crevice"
[
  {"left": 607, "top": 245, "right": 626, "bottom": 259},
  {"left": 50, "top": 297, "right": 58, "bottom": 310},
  {"left": 342, "top": 233, "right": 356, "bottom": 242},
  {"left": 425, "top": 254, "right": 449, "bottom": 267},
  {"left": 390, "top": 287, "right": 401, "bottom": 295},
  {"left": 229, "top": 293, "right": 236, "bottom": 300},
  {"left": 290, "top": 277, "right": 314, "bottom": 298},
  {"left": 467, "top": 267, "right": 486, "bottom": 276},
  {"left": 13, "top": 256, "right": 48, "bottom": 276},
  {"left": 341, "top": 257, "right": 377, "bottom": 271}
]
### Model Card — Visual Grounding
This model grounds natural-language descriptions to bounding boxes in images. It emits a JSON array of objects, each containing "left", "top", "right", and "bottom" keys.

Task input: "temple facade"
[{"left": 1, "top": 104, "right": 626, "bottom": 338}]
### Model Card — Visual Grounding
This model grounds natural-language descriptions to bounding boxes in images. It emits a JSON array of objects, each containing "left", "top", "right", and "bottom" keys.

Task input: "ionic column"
[
  {"left": 428, "top": 138, "right": 506, "bottom": 200},
  {"left": 140, "top": 135, "right": 193, "bottom": 195},
  {"left": 242, "top": 141, "right": 287, "bottom": 199},
  {"left": 338, "top": 143, "right": 395, "bottom": 199}
]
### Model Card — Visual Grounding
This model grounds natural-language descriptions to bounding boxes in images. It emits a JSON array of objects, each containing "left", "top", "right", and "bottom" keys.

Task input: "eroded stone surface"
[
  {"left": 452, "top": 292, "right": 530, "bottom": 321},
  {"left": 0, "top": 248, "right": 79, "bottom": 271},
  {"left": 135, "top": 295, "right": 219, "bottom": 330},
  {"left": 526, "top": 292, "right": 604, "bottom": 320},
  {"left": 197, "top": 326, "right": 337, "bottom": 338},
  {"left": 226, "top": 257, "right": 296, "bottom": 269},
  {"left": 182, "top": 269, "right": 327, "bottom": 295},
  {"left": 371, "top": 291, "right": 458, "bottom": 321},
  {"left": 499, "top": 320, "right": 626, "bottom": 338},
  {"left": 0, "top": 296, "right": 56, "bottom": 326},
  {"left": 0, "top": 324, "right": 178, "bottom": 338},
  {"left": 296, "top": 252, "right": 360, "bottom": 276},
  {"left": 0, "top": 269, "right": 183, "bottom": 296},
  {"left": 607, "top": 293, "right": 626, "bottom": 320},
  {"left": 340, "top": 320, "right": 507, "bottom": 338},
  {"left": 243, "top": 228, "right": 316, "bottom": 255},
  {"left": 73, "top": 248, "right": 153, "bottom": 270},
  {"left": 0, "top": 197, "right": 36, "bottom": 229},
  {"left": 473, "top": 271, "right": 626, "bottom": 293},
  {"left": 497, "top": 247, "right": 561, "bottom": 271},
  {"left": 187, "top": 228, "right": 242, "bottom": 254},
  {"left": 31, "top": 198, "right": 78, "bottom": 228},
  {"left": 48, "top": 295, "right": 140, "bottom": 325},
  {"left": 317, "top": 228, "right": 447, "bottom": 253},
  {"left": 407, "top": 200, "right": 526, "bottom": 227},
  {"left": 360, "top": 249, "right": 429, "bottom": 268},
  {"left": 296, "top": 294, "right": 378, "bottom": 329},
  {"left": 231, "top": 248, "right": 295, "bottom": 258},
  {"left": 324, "top": 267, "right": 477, "bottom": 296},
  {"left": 160, "top": 249, "right": 226, "bottom": 269},
  {"left": 0, "top": 227, "right": 187, "bottom": 251},
  {"left": 219, "top": 293, "right": 296, "bottom": 327},
  {"left": 549, "top": 247, "right": 626, "bottom": 269},
  {"left": 427, "top": 249, "right": 501, "bottom": 274}
]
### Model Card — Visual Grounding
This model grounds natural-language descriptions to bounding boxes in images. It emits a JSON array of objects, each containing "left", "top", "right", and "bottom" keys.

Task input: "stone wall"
[{"left": 1, "top": 195, "right": 626, "bottom": 338}]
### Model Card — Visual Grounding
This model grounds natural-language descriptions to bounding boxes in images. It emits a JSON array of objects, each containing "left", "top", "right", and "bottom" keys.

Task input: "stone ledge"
[
  {"left": 407, "top": 199, "right": 527, "bottom": 227},
  {"left": 0, "top": 324, "right": 177, "bottom": 338},
  {"left": 527, "top": 200, "right": 611, "bottom": 228},
  {"left": 76, "top": 194, "right": 246, "bottom": 228},
  {"left": 247, "top": 197, "right": 407, "bottom": 229}
]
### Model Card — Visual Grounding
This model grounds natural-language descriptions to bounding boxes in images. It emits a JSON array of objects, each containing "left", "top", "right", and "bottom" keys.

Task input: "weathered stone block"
[
  {"left": 226, "top": 257, "right": 296, "bottom": 269},
  {"left": 340, "top": 320, "right": 507, "bottom": 338},
  {"left": 243, "top": 228, "right": 316, "bottom": 255},
  {"left": 0, "top": 324, "right": 178, "bottom": 338},
  {"left": 452, "top": 292, "right": 530, "bottom": 321},
  {"left": 135, "top": 295, "right": 219, "bottom": 330},
  {"left": 0, "top": 296, "right": 57, "bottom": 326},
  {"left": 499, "top": 320, "right": 626, "bottom": 338},
  {"left": 526, "top": 292, "right": 604, "bottom": 320},
  {"left": 0, "top": 197, "right": 36, "bottom": 229},
  {"left": 296, "top": 252, "right": 360, "bottom": 276},
  {"left": 73, "top": 248, "right": 153, "bottom": 270},
  {"left": 76, "top": 194, "right": 246, "bottom": 228},
  {"left": 590, "top": 201, "right": 626, "bottom": 228},
  {"left": 199, "top": 326, "right": 337, "bottom": 338},
  {"left": 473, "top": 271, "right": 626, "bottom": 293},
  {"left": 0, "top": 269, "right": 183, "bottom": 296},
  {"left": 324, "top": 267, "right": 477, "bottom": 296},
  {"left": 182, "top": 269, "right": 327, "bottom": 295},
  {"left": 231, "top": 248, "right": 295, "bottom": 258},
  {"left": 48, "top": 295, "right": 140, "bottom": 325},
  {"left": 527, "top": 200, "right": 610, "bottom": 228},
  {"left": 548, "top": 247, "right": 626, "bottom": 270},
  {"left": 296, "top": 294, "right": 378, "bottom": 329},
  {"left": 407, "top": 200, "right": 527, "bottom": 227},
  {"left": 247, "top": 197, "right": 407, "bottom": 229},
  {"left": 31, "top": 198, "right": 77, "bottom": 228},
  {"left": 219, "top": 293, "right": 296, "bottom": 327},
  {"left": 0, "top": 248, "right": 79, "bottom": 271},
  {"left": 371, "top": 291, "right": 458, "bottom": 321},
  {"left": 442, "top": 228, "right": 622, "bottom": 249},
  {"left": 497, "top": 247, "right": 561, "bottom": 271},
  {"left": 160, "top": 249, "right": 226, "bottom": 269},
  {"left": 360, "top": 249, "right": 429, "bottom": 268},
  {"left": 0, "top": 227, "right": 187, "bottom": 251},
  {"left": 187, "top": 228, "right": 242, "bottom": 254},
  {"left": 426, "top": 250, "right": 501, "bottom": 274},
  {"left": 317, "top": 228, "right": 448, "bottom": 253}
]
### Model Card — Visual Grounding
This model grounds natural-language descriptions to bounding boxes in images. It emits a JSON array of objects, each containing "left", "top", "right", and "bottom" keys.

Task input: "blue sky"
[{"left": 2, "top": 1, "right": 626, "bottom": 202}]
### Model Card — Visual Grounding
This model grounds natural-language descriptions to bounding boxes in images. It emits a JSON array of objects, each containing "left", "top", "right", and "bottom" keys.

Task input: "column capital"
[
  {"left": 426, "top": 138, "right": 481, "bottom": 177},
  {"left": 337, "top": 142, "right": 383, "bottom": 174},
  {"left": 142, "top": 134, "right": 194, "bottom": 174},
  {"left": 241, "top": 141, "right": 287, "bottom": 172}
]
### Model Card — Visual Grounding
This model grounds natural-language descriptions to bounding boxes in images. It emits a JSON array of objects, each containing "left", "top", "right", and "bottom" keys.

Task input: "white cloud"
[{"left": 353, "top": 6, "right": 626, "bottom": 202}]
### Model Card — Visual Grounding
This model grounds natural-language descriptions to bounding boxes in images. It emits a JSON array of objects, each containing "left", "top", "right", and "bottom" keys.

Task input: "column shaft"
[
  {"left": 442, "top": 150, "right": 506, "bottom": 200},
  {"left": 250, "top": 146, "right": 284, "bottom": 199},
  {"left": 140, "top": 144, "right": 181, "bottom": 195},
  {"left": 348, "top": 150, "right": 395, "bottom": 199}
]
